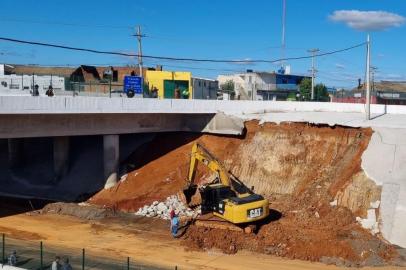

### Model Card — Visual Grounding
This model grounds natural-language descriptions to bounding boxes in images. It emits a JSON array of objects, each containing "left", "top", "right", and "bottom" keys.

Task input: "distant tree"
[
  {"left": 299, "top": 78, "right": 312, "bottom": 101},
  {"left": 220, "top": 80, "right": 235, "bottom": 93},
  {"left": 299, "top": 78, "right": 329, "bottom": 101},
  {"left": 286, "top": 92, "right": 298, "bottom": 101},
  {"left": 314, "top": 83, "right": 330, "bottom": 101}
]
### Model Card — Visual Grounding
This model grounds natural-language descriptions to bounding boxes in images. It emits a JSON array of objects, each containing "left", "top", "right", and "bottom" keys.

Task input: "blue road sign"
[{"left": 124, "top": 76, "right": 143, "bottom": 94}]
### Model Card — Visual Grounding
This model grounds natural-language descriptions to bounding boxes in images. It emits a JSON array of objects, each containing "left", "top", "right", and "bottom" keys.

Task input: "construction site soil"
[{"left": 89, "top": 121, "right": 404, "bottom": 267}]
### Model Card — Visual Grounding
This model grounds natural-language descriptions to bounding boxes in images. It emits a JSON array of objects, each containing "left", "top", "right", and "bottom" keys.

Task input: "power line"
[
  {"left": 321, "top": 50, "right": 364, "bottom": 69},
  {"left": 8, "top": 62, "right": 133, "bottom": 67},
  {"left": 318, "top": 75, "right": 359, "bottom": 83},
  {"left": 0, "top": 18, "right": 132, "bottom": 29},
  {"left": 142, "top": 60, "right": 246, "bottom": 73},
  {"left": 146, "top": 34, "right": 308, "bottom": 55},
  {"left": 11, "top": 59, "right": 247, "bottom": 73},
  {"left": 0, "top": 17, "right": 308, "bottom": 50},
  {"left": 0, "top": 36, "right": 366, "bottom": 64},
  {"left": 318, "top": 69, "right": 361, "bottom": 78}
]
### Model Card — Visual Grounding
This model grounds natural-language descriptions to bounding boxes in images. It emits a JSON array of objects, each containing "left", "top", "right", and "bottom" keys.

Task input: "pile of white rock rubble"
[{"left": 135, "top": 194, "right": 201, "bottom": 220}]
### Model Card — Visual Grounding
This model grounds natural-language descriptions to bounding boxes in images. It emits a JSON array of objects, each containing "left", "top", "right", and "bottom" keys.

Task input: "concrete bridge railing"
[{"left": 1, "top": 96, "right": 406, "bottom": 115}]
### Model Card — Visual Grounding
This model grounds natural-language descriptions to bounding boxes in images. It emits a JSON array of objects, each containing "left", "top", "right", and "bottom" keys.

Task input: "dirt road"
[{"left": 0, "top": 213, "right": 402, "bottom": 270}]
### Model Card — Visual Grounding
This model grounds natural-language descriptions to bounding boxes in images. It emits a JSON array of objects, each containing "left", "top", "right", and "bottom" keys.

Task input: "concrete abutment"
[
  {"left": 7, "top": 138, "right": 24, "bottom": 169},
  {"left": 103, "top": 134, "right": 119, "bottom": 189},
  {"left": 53, "top": 136, "right": 70, "bottom": 182}
]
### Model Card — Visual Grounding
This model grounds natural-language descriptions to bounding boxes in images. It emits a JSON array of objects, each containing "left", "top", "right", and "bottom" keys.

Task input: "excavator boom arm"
[{"left": 187, "top": 143, "right": 231, "bottom": 187}]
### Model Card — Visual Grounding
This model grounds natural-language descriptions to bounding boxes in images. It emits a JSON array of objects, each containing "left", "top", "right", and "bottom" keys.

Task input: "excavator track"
[{"left": 193, "top": 214, "right": 256, "bottom": 233}]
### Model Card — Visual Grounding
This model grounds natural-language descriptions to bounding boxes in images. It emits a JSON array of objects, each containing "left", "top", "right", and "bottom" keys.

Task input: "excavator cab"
[{"left": 200, "top": 184, "right": 236, "bottom": 214}]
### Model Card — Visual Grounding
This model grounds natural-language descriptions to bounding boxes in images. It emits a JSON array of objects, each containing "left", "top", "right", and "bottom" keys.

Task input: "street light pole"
[{"left": 366, "top": 34, "right": 371, "bottom": 120}]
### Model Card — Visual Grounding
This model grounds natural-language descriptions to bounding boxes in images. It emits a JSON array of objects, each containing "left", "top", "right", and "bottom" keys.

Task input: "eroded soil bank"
[{"left": 89, "top": 121, "right": 404, "bottom": 267}]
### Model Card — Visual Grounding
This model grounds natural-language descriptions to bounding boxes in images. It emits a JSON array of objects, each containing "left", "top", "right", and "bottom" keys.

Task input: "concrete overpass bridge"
[
  {"left": 1, "top": 96, "right": 405, "bottom": 189},
  {"left": 1, "top": 96, "right": 405, "bottom": 187},
  {"left": 0, "top": 96, "right": 246, "bottom": 191}
]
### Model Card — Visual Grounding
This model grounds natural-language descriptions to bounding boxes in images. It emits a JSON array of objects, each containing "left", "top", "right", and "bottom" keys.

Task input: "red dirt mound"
[{"left": 89, "top": 121, "right": 400, "bottom": 266}]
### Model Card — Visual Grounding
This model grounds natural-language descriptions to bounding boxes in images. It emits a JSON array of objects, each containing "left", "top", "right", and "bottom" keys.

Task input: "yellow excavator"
[{"left": 181, "top": 143, "right": 269, "bottom": 232}]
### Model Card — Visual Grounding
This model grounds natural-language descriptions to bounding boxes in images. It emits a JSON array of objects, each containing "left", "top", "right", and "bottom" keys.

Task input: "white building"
[
  {"left": 0, "top": 64, "right": 65, "bottom": 96},
  {"left": 218, "top": 70, "right": 309, "bottom": 101},
  {"left": 218, "top": 71, "right": 274, "bottom": 100},
  {"left": 191, "top": 77, "right": 218, "bottom": 100}
]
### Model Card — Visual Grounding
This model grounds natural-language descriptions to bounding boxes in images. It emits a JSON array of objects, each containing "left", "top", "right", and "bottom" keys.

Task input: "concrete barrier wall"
[
  {"left": 361, "top": 127, "right": 406, "bottom": 247},
  {"left": 1, "top": 96, "right": 406, "bottom": 115}
]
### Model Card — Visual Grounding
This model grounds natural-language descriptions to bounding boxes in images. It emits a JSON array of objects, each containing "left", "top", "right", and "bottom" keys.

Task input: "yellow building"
[{"left": 145, "top": 70, "right": 192, "bottom": 99}]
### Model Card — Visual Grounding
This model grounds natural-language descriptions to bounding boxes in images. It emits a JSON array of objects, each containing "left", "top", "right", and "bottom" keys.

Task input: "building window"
[
  {"left": 204, "top": 82, "right": 207, "bottom": 87},
  {"left": 198, "top": 81, "right": 201, "bottom": 87},
  {"left": 10, "top": 84, "right": 20, "bottom": 89}
]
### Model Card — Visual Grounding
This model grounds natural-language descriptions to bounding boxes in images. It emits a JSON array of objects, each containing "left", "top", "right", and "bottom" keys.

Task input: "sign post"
[{"left": 124, "top": 75, "right": 143, "bottom": 98}]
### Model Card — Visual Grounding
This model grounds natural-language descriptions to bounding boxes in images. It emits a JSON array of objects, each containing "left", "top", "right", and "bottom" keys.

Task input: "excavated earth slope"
[{"left": 90, "top": 121, "right": 402, "bottom": 266}]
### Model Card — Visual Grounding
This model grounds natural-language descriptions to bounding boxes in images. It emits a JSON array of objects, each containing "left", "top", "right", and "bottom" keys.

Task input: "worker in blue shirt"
[
  {"left": 171, "top": 213, "right": 179, "bottom": 237},
  {"left": 8, "top": 250, "right": 17, "bottom": 266}
]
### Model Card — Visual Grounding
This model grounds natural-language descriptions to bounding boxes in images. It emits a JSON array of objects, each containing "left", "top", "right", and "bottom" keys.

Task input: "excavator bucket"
[{"left": 178, "top": 184, "right": 202, "bottom": 208}]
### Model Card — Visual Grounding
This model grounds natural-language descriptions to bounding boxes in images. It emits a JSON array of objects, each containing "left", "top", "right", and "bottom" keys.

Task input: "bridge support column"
[
  {"left": 53, "top": 136, "right": 70, "bottom": 181},
  {"left": 8, "top": 138, "right": 24, "bottom": 169},
  {"left": 103, "top": 134, "right": 119, "bottom": 189}
]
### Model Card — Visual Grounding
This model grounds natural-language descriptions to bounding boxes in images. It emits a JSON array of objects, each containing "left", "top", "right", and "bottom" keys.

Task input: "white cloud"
[
  {"left": 335, "top": 63, "right": 345, "bottom": 69},
  {"left": 329, "top": 10, "right": 405, "bottom": 31},
  {"left": 230, "top": 58, "right": 256, "bottom": 66}
]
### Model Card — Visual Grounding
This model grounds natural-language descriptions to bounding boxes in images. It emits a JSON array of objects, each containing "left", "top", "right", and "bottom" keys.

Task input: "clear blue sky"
[{"left": 0, "top": 0, "right": 405, "bottom": 89}]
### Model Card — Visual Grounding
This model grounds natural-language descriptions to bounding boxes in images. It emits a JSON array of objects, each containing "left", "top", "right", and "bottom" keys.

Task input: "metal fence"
[
  {"left": 65, "top": 79, "right": 126, "bottom": 96},
  {"left": 1, "top": 234, "right": 176, "bottom": 270}
]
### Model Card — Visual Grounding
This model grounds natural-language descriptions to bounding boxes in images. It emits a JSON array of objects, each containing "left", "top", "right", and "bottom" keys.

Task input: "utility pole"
[
  {"left": 308, "top": 48, "right": 319, "bottom": 100},
  {"left": 366, "top": 34, "right": 371, "bottom": 120},
  {"left": 371, "top": 66, "right": 378, "bottom": 93},
  {"left": 133, "top": 26, "right": 146, "bottom": 78}
]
